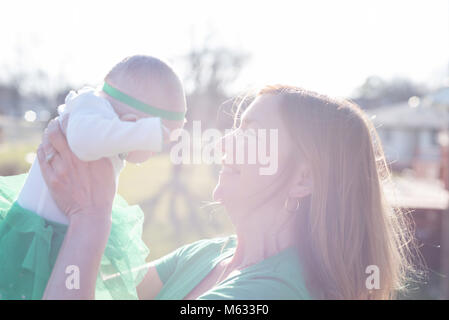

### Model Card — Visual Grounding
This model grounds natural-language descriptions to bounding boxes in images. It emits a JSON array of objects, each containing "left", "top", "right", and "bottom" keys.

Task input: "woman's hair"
[{"left": 236, "top": 84, "right": 423, "bottom": 299}]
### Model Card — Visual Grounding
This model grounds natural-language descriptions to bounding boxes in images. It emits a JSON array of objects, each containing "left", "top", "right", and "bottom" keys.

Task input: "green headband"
[{"left": 102, "top": 82, "right": 185, "bottom": 121}]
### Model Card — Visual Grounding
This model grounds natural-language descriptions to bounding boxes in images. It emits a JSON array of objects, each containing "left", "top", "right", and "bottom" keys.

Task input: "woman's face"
[{"left": 213, "top": 94, "right": 295, "bottom": 215}]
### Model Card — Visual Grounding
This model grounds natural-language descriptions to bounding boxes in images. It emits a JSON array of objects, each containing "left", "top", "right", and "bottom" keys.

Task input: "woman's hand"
[{"left": 37, "top": 118, "right": 116, "bottom": 222}]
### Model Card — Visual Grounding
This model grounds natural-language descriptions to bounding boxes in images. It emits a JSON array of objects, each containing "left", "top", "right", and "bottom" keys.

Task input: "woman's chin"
[
  {"left": 212, "top": 184, "right": 224, "bottom": 202},
  {"left": 213, "top": 186, "right": 242, "bottom": 211},
  {"left": 213, "top": 182, "right": 232, "bottom": 203}
]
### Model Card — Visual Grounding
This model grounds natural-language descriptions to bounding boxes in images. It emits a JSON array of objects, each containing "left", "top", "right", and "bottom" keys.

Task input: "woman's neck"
[{"left": 228, "top": 200, "right": 298, "bottom": 269}]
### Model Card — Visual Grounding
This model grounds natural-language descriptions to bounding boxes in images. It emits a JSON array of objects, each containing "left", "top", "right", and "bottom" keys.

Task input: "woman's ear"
[
  {"left": 288, "top": 164, "right": 313, "bottom": 198},
  {"left": 120, "top": 113, "right": 138, "bottom": 122}
]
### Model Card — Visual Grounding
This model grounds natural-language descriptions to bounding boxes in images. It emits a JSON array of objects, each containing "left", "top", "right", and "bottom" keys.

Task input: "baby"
[
  {"left": 0, "top": 56, "right": 186, "bottom": 299},
  {"left": 17, "top": 55, "right": 186, "bottom": 225}
]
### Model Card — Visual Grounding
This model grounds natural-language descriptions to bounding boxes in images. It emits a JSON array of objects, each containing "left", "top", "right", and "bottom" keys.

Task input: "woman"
[{"left": 39, "top": 85, "right": 419, "bottom": 300}]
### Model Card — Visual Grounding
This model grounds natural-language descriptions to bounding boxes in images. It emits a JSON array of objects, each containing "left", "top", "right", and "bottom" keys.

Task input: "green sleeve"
[
  {"left": 196, "top": 278, "right": 311, "bottom": 300},
  {"left": 152, "top": 237, "right": 229, "bottom": 285},
  {"left": 152, "top": 246, "right": 185, "bottom": 284}
]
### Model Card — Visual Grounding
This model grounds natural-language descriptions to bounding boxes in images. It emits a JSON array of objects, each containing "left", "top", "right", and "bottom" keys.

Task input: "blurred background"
[{"left": 1, "top": 0, "right": 449, "bottom": 299}]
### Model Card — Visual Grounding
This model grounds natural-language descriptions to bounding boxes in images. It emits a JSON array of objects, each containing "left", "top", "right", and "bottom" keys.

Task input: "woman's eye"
[
  {"left": 238, "top": 127, "right": 256, "bottom": 138},
  {"left": 240, "top": 120, "right": 252, "bottom": 130},
  {"left": 244, "top": 129, "right": 256, "bottom": 137},
  {"left": 233, "top": 120, "right": 256, "bottom": 138}
]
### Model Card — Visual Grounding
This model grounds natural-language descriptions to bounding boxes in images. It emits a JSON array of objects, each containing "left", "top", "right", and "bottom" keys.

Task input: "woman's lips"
[{"left": 219, "top": 164, "right": 240, "bottom": 175}]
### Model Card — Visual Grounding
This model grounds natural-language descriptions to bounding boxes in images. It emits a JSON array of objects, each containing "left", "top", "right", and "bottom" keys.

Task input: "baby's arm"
[{"left": 65, "top": 92, "right": 163, "bottom": 161}]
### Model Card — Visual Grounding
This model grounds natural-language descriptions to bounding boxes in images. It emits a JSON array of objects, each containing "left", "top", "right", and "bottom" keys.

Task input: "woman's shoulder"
[
  {"left": 198, "top": 275, "right": 311, "bottom": 300},
  {"left": 176, "top": 234, "right": 237, "bottom": 259}
]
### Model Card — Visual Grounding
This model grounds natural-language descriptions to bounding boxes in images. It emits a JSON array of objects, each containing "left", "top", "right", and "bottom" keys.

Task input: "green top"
[{"left": 153, "top": 235, "right": 311, "bottom": 300}]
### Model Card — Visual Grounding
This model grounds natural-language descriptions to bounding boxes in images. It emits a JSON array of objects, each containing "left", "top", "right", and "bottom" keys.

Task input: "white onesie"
[{"left": 17, "top": 87, "right": 164, "bottom": 225}]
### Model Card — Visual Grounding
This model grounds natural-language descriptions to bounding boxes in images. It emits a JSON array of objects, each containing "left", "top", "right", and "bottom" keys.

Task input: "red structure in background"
[
  {"left": 383, "top": 136, "right": 449, "bottom": 298},
  {"left": 438, "top": 142, "right": 449, "bottom": 299}
]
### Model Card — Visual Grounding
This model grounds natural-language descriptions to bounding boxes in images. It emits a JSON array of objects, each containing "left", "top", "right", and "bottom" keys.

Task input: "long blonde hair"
[{"left": 248, "top": 85, "right": 422, "bottom": 299}]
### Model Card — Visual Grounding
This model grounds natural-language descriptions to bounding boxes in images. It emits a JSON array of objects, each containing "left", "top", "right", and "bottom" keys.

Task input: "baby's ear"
[{"left": 120, "top": 114, "right": 138, "bottom": 122}]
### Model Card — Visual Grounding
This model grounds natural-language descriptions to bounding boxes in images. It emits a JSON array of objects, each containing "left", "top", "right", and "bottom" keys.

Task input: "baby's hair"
[
  {"left": 105, "top": 55, "right": 176, "bottom": 84},
  {"left": 104, "top": 55, "right": 185, "bottom": 112}
]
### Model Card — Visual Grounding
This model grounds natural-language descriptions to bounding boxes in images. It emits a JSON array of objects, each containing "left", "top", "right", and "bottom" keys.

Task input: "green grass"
[{"left": 0, "top": 142, "right": 40, "bottom": 174}]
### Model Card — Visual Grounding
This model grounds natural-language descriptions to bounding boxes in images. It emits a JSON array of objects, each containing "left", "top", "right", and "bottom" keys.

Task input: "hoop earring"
[{"left": 284, "top": 196, "right": 300, "bottom": 213}]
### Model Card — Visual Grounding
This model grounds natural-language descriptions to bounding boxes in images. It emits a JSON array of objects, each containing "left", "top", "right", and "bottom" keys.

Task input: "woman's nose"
[
  {"left": 222, "top": 129, "right": 236, "bottom": 150},
  {"left": 219, "top": 129, "right": 240, "bottom": 163}
]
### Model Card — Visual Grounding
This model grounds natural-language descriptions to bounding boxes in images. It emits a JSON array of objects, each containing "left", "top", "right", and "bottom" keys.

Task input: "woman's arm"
[
  {"left": 136, "top": 265, "right": 164, "bottom": 300},
  {"left": 42, "top": 214, "right": 111, "bottom": 299},
  {"left": 38, "top": 119, "right": 116, "bottom": 299},
  {"left": 39, "top": 119, "right": 165, "bottom": 300}
]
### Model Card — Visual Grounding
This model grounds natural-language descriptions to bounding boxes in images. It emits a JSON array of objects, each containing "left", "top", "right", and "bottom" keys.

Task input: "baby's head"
[{"left": 101, "top": 55, "right": 186, "bottom": 163}]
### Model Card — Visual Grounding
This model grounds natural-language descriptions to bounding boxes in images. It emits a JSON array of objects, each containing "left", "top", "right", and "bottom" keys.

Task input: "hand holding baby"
[{"left": 37, "top": 119, "right": 116, "bottom": 222}]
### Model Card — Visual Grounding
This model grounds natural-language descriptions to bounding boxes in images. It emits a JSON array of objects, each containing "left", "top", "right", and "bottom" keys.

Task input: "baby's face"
[{"left": 119, "top": 112, "right": 185, "bottom": 164}]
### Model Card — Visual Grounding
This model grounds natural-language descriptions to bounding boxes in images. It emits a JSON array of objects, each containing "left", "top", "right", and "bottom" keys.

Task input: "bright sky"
[{"left": 0, "top": 0, "right": 448, "bottom": 97}]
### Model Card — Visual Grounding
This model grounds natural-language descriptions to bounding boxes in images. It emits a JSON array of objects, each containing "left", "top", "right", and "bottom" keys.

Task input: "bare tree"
[
  {"left": 183, "top": 33, "right": 250, "bottom": 129},
  {"left": 352, "top": 75, "right": 428, "bottom": 109}
]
